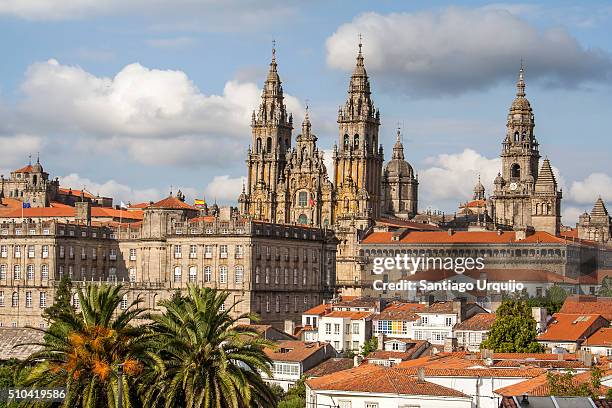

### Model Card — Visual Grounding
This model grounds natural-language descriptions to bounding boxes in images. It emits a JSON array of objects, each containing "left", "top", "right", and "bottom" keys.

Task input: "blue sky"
[{"left": 0, "top": 0, "right": 610, "bottom": 224}]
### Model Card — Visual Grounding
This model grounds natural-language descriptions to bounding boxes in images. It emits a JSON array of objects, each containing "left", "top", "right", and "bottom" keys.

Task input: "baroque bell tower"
[
  {"left": 491, "top": 64, "right": 541, "bottom": 228},
  {"left": 241, "top": 45, "right": 293, "bottom": 222},
  {"left": 333, "top": 40, "right": 384, "bottom": 224}
]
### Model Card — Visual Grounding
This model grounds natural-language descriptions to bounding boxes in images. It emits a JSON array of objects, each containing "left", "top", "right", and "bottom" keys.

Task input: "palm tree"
[
  {"left": 141, "top": 285, "right": 277, "bottom": 408},
  {"left": 19, "top": 284, "right": 152, "bottom": 408}
]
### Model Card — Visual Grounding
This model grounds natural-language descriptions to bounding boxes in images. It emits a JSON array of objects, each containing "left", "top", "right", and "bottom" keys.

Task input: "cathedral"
[{"left": 238, "top": 42, "right": 418, "bottom": 228}]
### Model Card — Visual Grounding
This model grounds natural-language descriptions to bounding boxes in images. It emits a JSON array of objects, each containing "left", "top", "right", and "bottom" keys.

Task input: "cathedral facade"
[{"left": 238, "top": 43, "right": 418, "bottom": 229}]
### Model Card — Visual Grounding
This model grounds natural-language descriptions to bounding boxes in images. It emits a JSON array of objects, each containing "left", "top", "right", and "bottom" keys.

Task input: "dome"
[
  {"left": 510, "top": 96, "right": 531, "bottom": 111},
  {"left": 494, "top": 173, "right": 504, "bottom": 185},
  {"left": 474, "top": 179, "right": 485, "bottom": 194},
  {"left": 384, "top": 159, "right": 414, "bottom": 179}
]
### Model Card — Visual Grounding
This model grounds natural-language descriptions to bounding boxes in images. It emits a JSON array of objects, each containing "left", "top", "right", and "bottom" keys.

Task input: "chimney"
[
  {"left": 417, "top": 367, "right": 425, "bottom": 382},
  {"left": 444, "top": 335, "right": 458, "bottom": 353},
  {"left": 377, "top": 334, "right": 385, "bottom": 351},
  {"left": 447, "top": 228, "right": 454, "bottom": 236},
  {"left": 284, "top": 320, "right": 296, "bottom": 336},
  {"left": 353, "top": 355, "right": 363, "bottom": 367},
  {"left": 453, "top": 297, "right": 467, "bottom": 322}
]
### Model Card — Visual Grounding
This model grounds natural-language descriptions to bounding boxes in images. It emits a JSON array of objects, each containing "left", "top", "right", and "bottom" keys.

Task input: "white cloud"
[
  {"left": 322, "top": 149, "right": 334, "bottom": 177},
  {"left": 0, "top": 0, "right": 297, "bottom": 30},
  {"left": 568, "top": 173, "right": 612, "bottom": 204},
  {"left": 0, "top": 134, "right": 43, "bottom": 176},
  {"left": 16, "top": 59, "right": 302, "bottom": 167},
  {"left": 326, "top": 7, "right": 612, "bottom": 96},
  {"left": 419, "top": 149, "right": 501, "bottom": 205},
  {"left": 59, "top": 173, "right": 162, "bottom": 204},
  {"left": 562, "top": 206, "right": 585, "bottom": 227},
  {"left": 204, "top": 175, "right": 246, "bottom": 204}
]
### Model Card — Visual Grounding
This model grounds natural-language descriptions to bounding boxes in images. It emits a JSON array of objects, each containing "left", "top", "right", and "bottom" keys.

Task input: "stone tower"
[
  {"left": 381, "top": 129, "right": 418, "bottom": 218},
  {"left": 491, "top": 64, "right": 541, "bottom": 228},
  {"left": 530, "top": 158, "right": 562, "bottom": 235},
  {"left": 332, "top": 41, "right": 384, "bottom": 224},
  {"left": 473, "top": 176, "right": 485, "bottom": 201},
  {"left": 276, "top": 106, "right": 334, "bottom": 226},
  {"left": 578, "top": 197, "right": 611, "bottom": 243},
  {"left": 242, "top": 46, "right": 293, "bottom": 222}
]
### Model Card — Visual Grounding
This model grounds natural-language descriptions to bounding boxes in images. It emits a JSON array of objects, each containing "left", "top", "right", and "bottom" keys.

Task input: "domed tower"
[
  {"left": 490, "top": 63, "right": 541, "bottom": 229},
  {"left": 473, "top": 175, "right": 485, "bottom": 201},
  {"left": 381, "top": 129, "right": 418, "bottom": 218}
]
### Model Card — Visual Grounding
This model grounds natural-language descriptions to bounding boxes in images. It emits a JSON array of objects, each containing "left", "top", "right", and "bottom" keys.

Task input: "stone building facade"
[
  {"left": 578, "top": 198, "right": 611, "bottom": 244},
  {"left": 381, "top": 130, "right": 418, "bottom": 219},
  {"left": 0, "top": 195, "right": 337, "bottom": 329}
]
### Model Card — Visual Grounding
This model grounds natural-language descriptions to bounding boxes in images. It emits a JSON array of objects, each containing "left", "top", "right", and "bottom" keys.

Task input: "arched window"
[
  {"left": 235, "top": 266, "right": 243, "bottom": 284},
  {"left": 189, "top": 266, "right": 197, "bottom": 283},
  {"left": 266, "top": 137, "right": 272, "bottom": 153},
  {"left": 256, "top": 138, "right": 262, "bottom": 153},
  {"left": 298, "top": 191, "right": 308, "bottom": 207},
  {"left": 353, "top": 134, "right": 359, "bottom": 148},
  {"left": 511, "top": 163, "right": 520, "bottom": 178},
  {"left": 255, "top": 266, "right": 260, "bottom": 284},
  {"left": 12, "top": 292, "right": 18, "bottom": 307},
  {"left": 120, "top": 294, "right": 128, "bottom": 310},
  {"left": 521, "top": 131, "right": 527, "bottom": 140},
  {"left": 301, "top": 147, "right": 307, "bottom": 158},
  {"left": 343, "top": 134, "right": 349, "bottom": 148},
  {"left": 298, "top": 214, "right": 308, "bottom": 225},
  {"left": 219, "top": 266, "right": 227, "bottom": 283},
  {"left": 535, "top": 203, "right": 540, "bottom": 214},
  {"left": 173, "top": 266, "right": 182, "bottom": 283},
  {"left": 514, "top": 131, "right": 519, "bottom": 142},
  {"left": 205, "top": 266, "right": 212, "bottom": 283}
]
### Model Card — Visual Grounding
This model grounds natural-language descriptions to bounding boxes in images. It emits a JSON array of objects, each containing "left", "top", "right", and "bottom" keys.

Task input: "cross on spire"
[
  {"left": 272, "top": 39, "right": 276, "bottom": 61},
  {"left": 358, "top": 33, "right": 363, "bottom": 54}
]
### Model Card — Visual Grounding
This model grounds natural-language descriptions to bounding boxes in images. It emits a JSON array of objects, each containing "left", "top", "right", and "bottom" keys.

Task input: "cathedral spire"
[
  {"left": 516, "top": 60, "right": 526, "bottom": 98},
  {"left": 392, "top": 128, "right": 405, "bottom": 160},
  {"left": 301, "top": 103, "right": 312, "bottom": 136}
]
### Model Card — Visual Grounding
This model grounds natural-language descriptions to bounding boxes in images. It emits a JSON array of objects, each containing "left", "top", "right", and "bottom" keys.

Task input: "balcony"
[
  {"left": 189, "top": 253, "right": 197, "bottom": 259},
  {"left": 205, "top": 253, "right": 213, "bottom": 259}
]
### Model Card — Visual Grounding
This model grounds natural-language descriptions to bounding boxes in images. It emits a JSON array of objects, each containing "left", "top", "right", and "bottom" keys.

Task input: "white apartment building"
[{"left": 318, "top": 311, "right": 372, "bottom": 352}]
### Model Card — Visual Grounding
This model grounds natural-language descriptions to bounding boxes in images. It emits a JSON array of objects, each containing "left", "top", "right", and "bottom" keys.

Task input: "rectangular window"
[
  {"left": 219, "top": 266, "right": 227, "bottom": 283},
  {"left": 0, "top": 291, "right": 4, "bottom": 306},
  {"left": 445, "top": 317, "right": 453, "bottom": 327},
  {"left": 189, "top": 245, "right": 197, "bottom": 258},
  {"left": 109, "top": 248, "right": 117, "bottom": 260},
  {"left": 204, "top": 266, "right": 212, "bottom": 282},
  {"left": 130, "top": 248, "right": 137, "bottom": 261},
  {"left": 42, "top": 245, "right": 49, "bottom": 258},
  {"left": 334, "top": 323, "right": 340, "bottom": 335},
  {"left": 325, "top": 323, "right": 331, "bottom": 335},
  {"left": 13, "top": 265, "right": 21, "bottom": 280},
  {"left": 81, "top": 247, "right": 87, "bottom": 260},
  {"left": 39, "top": 292, "right": 46, "bottom": 308},
  {"left": 298, "top": 191, "right": 308, "bottom": 207},
  {"left": 129, "top": 267, "right": 136, "bottom": 283},
  {"left": 25, "top": 291, "right": 32, "bottom": 308},
  {"left": 353, "top": 323, "right": 360, "bottom": 334},
  {"left": 220, "top": 245, "right": 228, "bottom": 258},
  {"left": 174, "top": 245, "right": 182, "bottom": 258},
  {"left": 0, "top": 265, "right": 6, "bottom": 280},
  {"left": 0, "top": 245, "right": 7, "bottom": 257},
  {"left": 14, "top": 245, "right": 21, "bottom": 258},
  {"left": 120, "top": 295, "right": 128, "bottom": 310},
  {"left": 27, "top": 245, "right": 35, "bottom": 258},
  {"left": 235, "top": 245, "right": 243, "bottom": 259},
  {"left": 68, "top": 246, "right": 74, "bottom": 259},
  {"left": 189, "top": 266, "right": 197, "bottom": 283},
  {"left": 235, "top": 266, "right": 243, "bottom": 284},
  {"left": 27, "top": 265, "right": 34, "bottom": 280},
  {"left": 204, "top": 245, "right": 213, "bottom": 258}
]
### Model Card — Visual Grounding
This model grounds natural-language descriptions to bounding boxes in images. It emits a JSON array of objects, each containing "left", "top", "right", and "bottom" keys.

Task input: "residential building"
[
  {"left": 581, "top": 328, "right": 612, "bottom": 356},
  {"left": 262, "top": 340, "right": 336, "bottom": 391},
  {"left": 303, "top": 357, "right": 354, "bottom": 379},
  {"left": 318, "top": 310, "right": 373, "bottom": 352},
  {"left": 366, "top": 336, "right": 430, "bottom": 366},
  {"left": 372, "top": 301, "right": 424, "bottom": 339},
  {"left": 454, "top": 312, "right": 496, "bottom": 352},
  {"left": 306, "top": 364, "right": 473, "bottom": 408},
  {"left": 537, "top": 313, "right": 610, "bottom": 352},
  {"left": 559, "top": 296, "right": 612, "bottom": 321}
]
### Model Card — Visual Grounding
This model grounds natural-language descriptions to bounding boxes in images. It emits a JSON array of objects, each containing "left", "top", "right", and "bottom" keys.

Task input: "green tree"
[
  {"left": 42, "top": 275, "right": 73, "bottom": 322},
  {"left": 547, "top": 368, "right": 607, "bottom": 398},
  {"left": 481, "top": 299, "right": 544, "bottom": 353},
  {"left": 360, "top": 338, "right": 378, "bottom": 357},
  {"left": 279, "top": 377, "right": 306, "bottom": 408},
  {"left": 599, "top": 276, "right": 612, "bottom": 297},
  {"left": 19, "top": 284, "right": 151, "bottom": 408},
  {"left": 141, "top": 285, "right": 277, "bottom": 408}
]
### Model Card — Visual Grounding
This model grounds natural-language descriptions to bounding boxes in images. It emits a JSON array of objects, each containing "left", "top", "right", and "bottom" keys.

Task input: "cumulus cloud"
[
  {"left": 204, "top": 175, "right": 246, "bottom": 204},
  {"left": 16, "top": 59, "right": 302, "bottom": 167},
  {"left": 419, "top": 149, "right": 501, "bottom": 205},
  {"left": 0, "top": 0, "right": 297, "bottom": 31},
  {"left": 568, "top": 173, "right": 612, "bottom": 204},
  {"left": 0, "top": 134, "right": 43, "bottom": 175},
  {"left": 562, "top": 206, "right": 585, "bottom": 227},
  {"left": 326, "top": 7, "right": 612, "bottom": 96}
]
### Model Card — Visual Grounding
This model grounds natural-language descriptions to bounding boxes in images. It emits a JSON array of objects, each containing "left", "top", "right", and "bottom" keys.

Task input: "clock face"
[{"left": 509, "top": 182, "right": 518, "bottom": 191}]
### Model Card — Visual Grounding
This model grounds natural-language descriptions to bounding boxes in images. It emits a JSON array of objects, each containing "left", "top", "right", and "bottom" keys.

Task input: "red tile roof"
[
  {"left": 375, "top": 218, "right": 441, "bottom": 231},
  {"left": 494, "top": 371, "right": 611, "bottom": 397},
  {"left": 148, "top": 196, "right": 197, "bottom": 210},
  {"left": 537, "top": 313, "right": 608, "bottom": 342},
  {"left": 14, "top": 164, "right": 33, "bottom": 173},
  {"left": 323, "top": 311, "right": 373, "bottom": 320},
  {"left": 304, "top": 358, "right": 354, "bottom": 377},
  {"left": 0, "top": 205, "right": 143, "bottom": 221},
  {"left": 264, "top": 340, "right": 328, "bottom": 362},
  {"left": 466, "top": 199, "right": 486, "bottom": 208},
  {"left": 583, "top": 328, "right": 612, "bottom": 347},
  {"left": 307, "top": 364, "right": 469, "bottom": 397},
  {"left": 560, "top": 296, "right": 612, "bottom": 321},
  {"left": 58, "top": 188, "right": 95, "bottom": 199},
  {"left": 454, "top": 313, "right": 496, "bottom": 331},
  {"left": 375, "top": 302, "right": 425, "bottom": 321},
  {"left": 303, "top": 303, "right": 332, "bottom": 316}
]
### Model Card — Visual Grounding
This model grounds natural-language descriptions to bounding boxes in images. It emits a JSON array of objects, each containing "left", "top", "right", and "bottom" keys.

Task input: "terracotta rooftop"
[
  {"left": 0, "top": 206, "right": 143, "bottom": 221},
  {"left": 13, "top": 164, "right": 33, "bottom": 173},
  {"left": 58, "top": 188, "right": 95, "bottom": 199},
  {"left": 375, "top": 302, "right": 425, "bottom": 321},
  {"left": 264, "top": 340, "right": 328, "bottom": 362},
  {"left": 148, "top": 195, "right": 197, "bottom": 210},
  {"left": 537, "top": 313, "right": 608, "bottom": 342},
  {"left": 303, "top": 303, "right": 332, "bottom": 316},
  {"left": 375, "top": 217, "right": 441, "bottom": 231},
  {"left": 323, "top": 311, "right": 373, "bottom": 320},
  {"left": 495, "top": 370, "right": 611, "bottom": 397},
  {"left": 454, "top": 313, "right": 496, "bottom": 331},
  {"left": 304, "top": 358, "right": 354, "bottom": 377},
  {"left": 366, "top": 339, "right": 429, "bottom": 362},
  {"left": 583, "top": 328, "right": 612, "bottom": 347},
  {"left": 560, "top": 296, "right": 612, "bottom": 321},
  {"left": 333, "top": 296, "right": 380, "bottom": 309},
  {"left": 307, "top": 364, "right": 469, "bottom": 397},
  {"left": 0, "top": 328, "right": 44, "bottom": 360}
]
